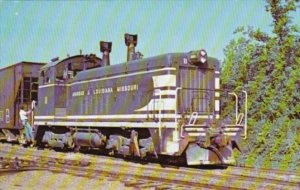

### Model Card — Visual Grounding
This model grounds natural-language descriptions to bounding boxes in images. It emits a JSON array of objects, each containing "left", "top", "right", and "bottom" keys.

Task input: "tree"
[{"left": 221, "top": 0, "right": 300, "bottom": 170}]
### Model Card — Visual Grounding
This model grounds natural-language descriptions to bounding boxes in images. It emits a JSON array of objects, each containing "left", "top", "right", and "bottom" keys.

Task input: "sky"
[{"left": 0, "top": 0, "right": 299, "bottom": 69}]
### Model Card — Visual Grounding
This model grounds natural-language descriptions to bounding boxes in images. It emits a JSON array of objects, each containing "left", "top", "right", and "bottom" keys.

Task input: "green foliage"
[{"left": 221, "top": 0, "right": 300, "bottom": 171}]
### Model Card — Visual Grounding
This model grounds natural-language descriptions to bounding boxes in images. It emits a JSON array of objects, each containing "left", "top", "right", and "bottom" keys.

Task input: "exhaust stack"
[
  {"left": 125, "top": 33, "right": 138, "bottom": 62},
  {"left": 100, "top": 41, "right": 112, "bottom": 66}
]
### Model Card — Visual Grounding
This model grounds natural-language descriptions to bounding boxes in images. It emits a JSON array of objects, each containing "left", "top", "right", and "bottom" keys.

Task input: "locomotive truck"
[{"left": 1, "top": 34, "right": 247, "bottom": 165}]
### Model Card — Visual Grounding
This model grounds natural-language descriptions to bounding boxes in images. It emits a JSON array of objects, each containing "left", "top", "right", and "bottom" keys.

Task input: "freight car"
[{"left": 0, "top": 62, "right": 45, "bottom": 142}]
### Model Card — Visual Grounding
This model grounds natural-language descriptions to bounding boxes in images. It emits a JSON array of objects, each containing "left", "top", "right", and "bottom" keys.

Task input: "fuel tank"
[{"left": 73, "top": 132, "right": 106, "bottom": 148}]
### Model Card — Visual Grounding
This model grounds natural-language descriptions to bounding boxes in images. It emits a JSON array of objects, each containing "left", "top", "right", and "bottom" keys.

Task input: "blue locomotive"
[{"left": 1, "top": 34, "right": 248, "bottom": 165}]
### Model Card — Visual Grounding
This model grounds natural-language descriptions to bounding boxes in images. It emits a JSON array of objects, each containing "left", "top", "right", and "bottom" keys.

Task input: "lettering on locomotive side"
[
  {"left": 72, "top": 91, "right": 85, "bottom": 97},
  {"left": 93, "top": 87, "right": 113, "bottom": 95},
  {"left": 72, "top": 84, "right": 138, "bottom": 97},
  {"left": 116, "top": 84, "right": 138, "bottom": 92}
]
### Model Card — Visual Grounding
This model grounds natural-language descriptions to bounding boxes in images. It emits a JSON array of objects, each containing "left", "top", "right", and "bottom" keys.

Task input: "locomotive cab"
[{"left": 36, "top": 55, "right": 103, "bottom": 118}]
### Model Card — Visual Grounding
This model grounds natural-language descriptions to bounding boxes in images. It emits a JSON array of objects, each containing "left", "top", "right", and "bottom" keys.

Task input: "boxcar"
[{"left": 0, "top": 62, "right": 45, "bottom": 141}]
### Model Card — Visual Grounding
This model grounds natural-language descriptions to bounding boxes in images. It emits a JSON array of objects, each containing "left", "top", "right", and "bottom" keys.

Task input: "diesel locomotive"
[{"left": 1, "top": 34, "right": 248, "bottom": 165}]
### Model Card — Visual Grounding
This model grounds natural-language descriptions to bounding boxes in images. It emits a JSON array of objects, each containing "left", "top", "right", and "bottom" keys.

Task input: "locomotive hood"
[{"left": 74, "top": 52, "right": 220, "bottom": 82}]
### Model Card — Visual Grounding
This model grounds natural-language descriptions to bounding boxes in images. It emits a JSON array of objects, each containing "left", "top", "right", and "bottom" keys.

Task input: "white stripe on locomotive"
[{"left": 34, "top": 114, "right": 213, "bottom": 120}]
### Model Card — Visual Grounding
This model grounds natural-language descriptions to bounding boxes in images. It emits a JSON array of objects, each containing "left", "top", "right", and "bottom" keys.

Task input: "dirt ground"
[{"left": 0, "top": 170, "right": 134, "bottom": 190}]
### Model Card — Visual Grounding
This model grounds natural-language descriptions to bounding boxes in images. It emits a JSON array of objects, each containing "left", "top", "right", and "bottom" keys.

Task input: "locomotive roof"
[
  {"left": 75, "top": 52, "right": 220, "bottom": 81},
  {"left": 0, "top": 61, "right": 46, "bottom": 71},
  {"left": 41, "top": 55, "right": 101, "bottom": 70},
  {"left": 42, "top": 59, "right": 60, "bottom": 70}
]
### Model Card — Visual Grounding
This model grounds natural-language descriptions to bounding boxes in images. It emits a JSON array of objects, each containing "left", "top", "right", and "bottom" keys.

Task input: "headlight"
[
  {"left": 200, "top": 57, "right": 207, "bottom": 63},
  {"left": 199, "top": 49, "right": 207, "bottom": 63},
  {"left": 188, "top": 49, "right": 208, "bottom": 65},
  {"left": 200, "top": 49, "right": 207, "bottom": 56}
]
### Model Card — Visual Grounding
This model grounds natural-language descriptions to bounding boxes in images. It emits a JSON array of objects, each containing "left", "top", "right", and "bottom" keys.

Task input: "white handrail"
[
  {"left": 242, "top": 90, "right": 248, "bottom": 139},
  {"left": 155, "top": 89, "right": 162, "bottom": 139},
  {"left": 188, "top": 112, "right": 198, "bottom": 125},
  {"left": 228, "top": 92, "right": 238, "bottom": 123}
]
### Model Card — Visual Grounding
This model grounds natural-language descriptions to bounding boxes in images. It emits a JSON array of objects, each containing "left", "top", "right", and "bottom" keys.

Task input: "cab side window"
[
  {"left": 41, "top": 70, "right": 50, "bottom": 84},
  {"left": 67, "top": 63, "right": 74, "bottom": 79}
]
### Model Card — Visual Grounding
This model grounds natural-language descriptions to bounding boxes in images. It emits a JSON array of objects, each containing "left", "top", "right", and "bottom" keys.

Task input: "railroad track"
[{"left": 1, "top": 143, "right": 299, "bottom": 189}]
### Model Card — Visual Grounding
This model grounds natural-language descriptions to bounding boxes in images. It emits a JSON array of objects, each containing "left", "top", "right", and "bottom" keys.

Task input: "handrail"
[
  {"left": 236, "top": 113, "right": 244, "bottom": 125},
  {"left": 228, "top": 92, "right": 238, "bottom": 123},
  {"left": 188, "top": 112, "right": 198, "bottom": 125},
  {"left": 227, "top": 91, "right": 248, "bottom": 139},
  {"left": 242, "top": 90, "right": 248, "bottom": 139},
  {"left": 174, "top": 87, "right": 182, "bottom": 140},
  {"left": 154, "top": 89, "right": 162, "bottom": 139},
  {"left": 174, "top": 87, "right": 182, "bottom": 131}
]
